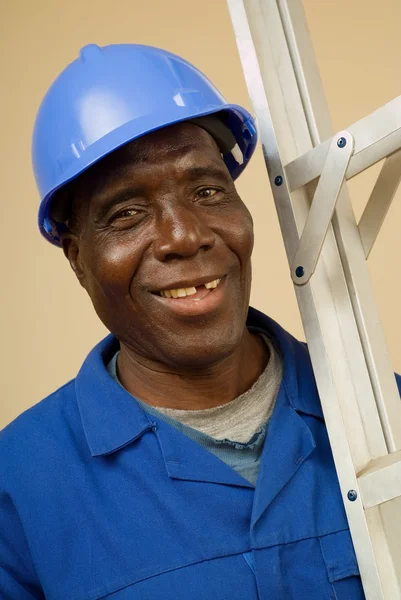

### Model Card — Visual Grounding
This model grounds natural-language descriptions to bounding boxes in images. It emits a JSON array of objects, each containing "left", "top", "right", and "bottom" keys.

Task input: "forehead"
[{"left": 87, "top": 122, "right": 223, "bottom": 186}]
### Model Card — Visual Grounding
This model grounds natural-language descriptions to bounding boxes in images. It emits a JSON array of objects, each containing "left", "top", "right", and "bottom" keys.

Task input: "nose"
[{"left": 153, "top": 203, "right": 215, "bottom": 262}]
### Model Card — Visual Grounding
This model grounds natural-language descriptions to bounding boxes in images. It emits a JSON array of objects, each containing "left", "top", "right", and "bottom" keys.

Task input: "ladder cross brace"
[{"left": 291, "top": 130, "right": 354, "bottom": 285}]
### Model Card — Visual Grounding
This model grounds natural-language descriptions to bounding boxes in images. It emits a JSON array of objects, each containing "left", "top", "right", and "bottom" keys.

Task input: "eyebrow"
[{"left": 185, "top": 165, "right": 231, "bottom": 182}]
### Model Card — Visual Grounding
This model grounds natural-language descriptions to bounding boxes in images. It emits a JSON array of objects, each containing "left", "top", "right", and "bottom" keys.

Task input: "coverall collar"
[{"left": 75, "top": 307, "right": 323, "bottom": 458}]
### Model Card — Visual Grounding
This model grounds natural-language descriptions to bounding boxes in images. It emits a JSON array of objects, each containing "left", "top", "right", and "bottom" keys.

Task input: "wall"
[{"left": 1, "top": 0, "right": 400, "bottom": 427}]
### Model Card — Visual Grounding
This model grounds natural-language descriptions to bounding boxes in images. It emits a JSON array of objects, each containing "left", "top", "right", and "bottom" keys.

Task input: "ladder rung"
[{"left": 358, "top": 450, "right": 401, "bottom": 509}]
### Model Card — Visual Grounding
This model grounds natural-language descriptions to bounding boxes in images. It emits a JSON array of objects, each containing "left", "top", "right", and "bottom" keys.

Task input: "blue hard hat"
[{"left": 32, "top": 43, "right": 258, "bottom": 246}]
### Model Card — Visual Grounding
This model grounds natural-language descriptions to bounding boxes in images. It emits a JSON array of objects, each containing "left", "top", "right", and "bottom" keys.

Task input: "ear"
[{"left": 60, "top": 231, "right": 86, "bottom": 286}]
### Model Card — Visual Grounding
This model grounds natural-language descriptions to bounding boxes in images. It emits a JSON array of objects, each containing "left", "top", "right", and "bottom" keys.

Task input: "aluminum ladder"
[{"left": 226, "top": 1, "right": 401, "bottom": 597}]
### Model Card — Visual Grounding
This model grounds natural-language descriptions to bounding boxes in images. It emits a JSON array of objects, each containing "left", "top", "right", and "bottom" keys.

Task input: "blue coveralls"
[{"left": 0, "top": 308, "right": 377, "bottom": 599}]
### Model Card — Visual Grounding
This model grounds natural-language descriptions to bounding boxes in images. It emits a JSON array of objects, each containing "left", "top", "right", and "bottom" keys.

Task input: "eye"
[
  {"left": 108, "top": 206, "right": 143, "bottom": 229},
  {"left": 117, "top": 208, "right": 138, "bottom": 219},
  {"left": 198, "top": 188, "right": 219, "bottom": 199},
  {"left": 195, "top": 186, "right": 227, "bottom": 206}
]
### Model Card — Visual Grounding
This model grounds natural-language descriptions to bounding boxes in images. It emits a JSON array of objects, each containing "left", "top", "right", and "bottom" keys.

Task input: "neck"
[{"left": 116, "top": 328, "right": 269, "bottom": 410}]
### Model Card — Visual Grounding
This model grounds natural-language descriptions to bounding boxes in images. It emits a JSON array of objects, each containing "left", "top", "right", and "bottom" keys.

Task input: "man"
[{"left": 0, "top": 43, "right": 371, "bottom": 599}]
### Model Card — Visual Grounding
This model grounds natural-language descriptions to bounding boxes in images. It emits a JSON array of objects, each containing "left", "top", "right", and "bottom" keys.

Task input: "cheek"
[
  {"left": 242, "top": 215, "right": 255, "bottom": 262},
  {"left": 221, "top": 203, "right": 254, "bottom": 266},
  {"left": 80, "top": 236, "right": 141, "bottom": 298}
]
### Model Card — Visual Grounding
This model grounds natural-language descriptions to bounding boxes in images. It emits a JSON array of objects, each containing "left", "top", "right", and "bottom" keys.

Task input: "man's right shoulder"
[{"left": 0, "top": 379, "right": 80, "bottom": 473}]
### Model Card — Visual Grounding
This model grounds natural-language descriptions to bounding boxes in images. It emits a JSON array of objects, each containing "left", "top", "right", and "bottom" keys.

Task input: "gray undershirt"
[{"left": 107, "top": 330, "right": 283, "bottom": 485}]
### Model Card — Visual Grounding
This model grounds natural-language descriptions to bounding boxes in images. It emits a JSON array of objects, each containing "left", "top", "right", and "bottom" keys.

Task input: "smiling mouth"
[{"left": 156, "top": 278, "right": 222, "bottom": 299}]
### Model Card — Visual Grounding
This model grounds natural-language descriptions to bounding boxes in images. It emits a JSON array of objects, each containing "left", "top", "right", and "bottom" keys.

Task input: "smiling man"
[
  {"left": 0, "top": 44, "right": 369, "bottom": 599},
  {"left": 62, "top": 123, "right": 264, "bottom": 394}
]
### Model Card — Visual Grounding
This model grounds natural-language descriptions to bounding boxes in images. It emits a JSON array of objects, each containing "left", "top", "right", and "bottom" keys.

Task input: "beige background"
[{"left": 1, "top": 0, "right": 401, "bottom": 428}]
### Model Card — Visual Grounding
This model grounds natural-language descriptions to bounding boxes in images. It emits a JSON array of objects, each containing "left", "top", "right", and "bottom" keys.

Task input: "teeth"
[
  {"left": 159, "top": 279, "right": 221, "bottom": 298},
  {"left": 165, "top": 287, "right": 196, "bottom": 298},
  {"left": 205, "top": 279, "right": 221, "bottom": 289}
]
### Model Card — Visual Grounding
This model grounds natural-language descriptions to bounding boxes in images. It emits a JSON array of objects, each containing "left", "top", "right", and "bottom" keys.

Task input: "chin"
[{"left": 157, "top": 324, "right": 245, "bottom": 369}]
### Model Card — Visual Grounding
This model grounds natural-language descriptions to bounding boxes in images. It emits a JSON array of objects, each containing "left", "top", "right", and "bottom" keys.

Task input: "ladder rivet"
[
  {"left": 295, "top": 266, "right": 305, "bottom": 278},
  {"left": 337, "top": 137, "right": 347, "bottom": 148},
  {"left": 274, "top": 175, "right": 283, "bottom": 186},
  {"left": 347, "top": 489, "right": 358, "bottom": 502}
]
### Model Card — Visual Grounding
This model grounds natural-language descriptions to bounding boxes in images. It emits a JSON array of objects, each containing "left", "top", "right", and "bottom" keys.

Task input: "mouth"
[
  {"left": 157, "top": 278, "right": 222, "bottom": 299},
  {"left": 151, "top": 276, "right": 226, "bottom": 317}
]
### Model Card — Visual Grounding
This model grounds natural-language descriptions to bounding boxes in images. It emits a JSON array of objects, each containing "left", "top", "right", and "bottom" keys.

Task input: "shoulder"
[
  {"left": 0, "top": 379, "right": 80, "bottom": 485},
  {"left": 0, "top": 334, "right": 118, "bottom": 465},
  {"left": 1, "top": 378, "right": 76, "bottom": 436},
  {"left": 1, "top": 378, "right": 75, "bottom": 434}
]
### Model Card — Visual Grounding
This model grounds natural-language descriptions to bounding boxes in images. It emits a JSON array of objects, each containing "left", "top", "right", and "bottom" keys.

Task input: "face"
[{"left": 63, "top": 122, "right": 254, "bottom": 367}]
